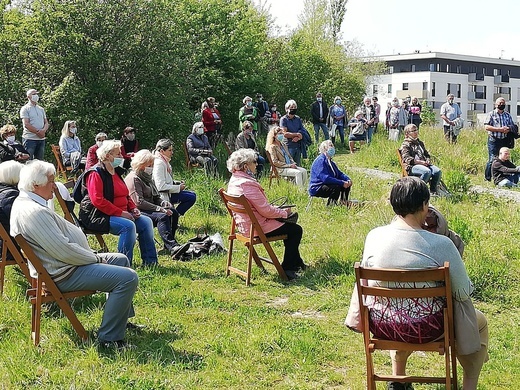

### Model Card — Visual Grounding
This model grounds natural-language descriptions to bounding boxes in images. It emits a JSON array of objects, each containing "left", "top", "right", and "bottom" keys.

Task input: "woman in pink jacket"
[{"left": 226, "top": 148, "right": 306, "bottom": 280}]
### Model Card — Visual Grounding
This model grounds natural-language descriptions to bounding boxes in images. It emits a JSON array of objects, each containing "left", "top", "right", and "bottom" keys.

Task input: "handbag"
[
  {"left": 352, "top": 122, "right": 365, "bottom": 136},
  {"left": 276, "top": 211, "right": 299, "bottom": 224},
  {"left": 330, "top": 124, "right": 337, "bottom": 137}
]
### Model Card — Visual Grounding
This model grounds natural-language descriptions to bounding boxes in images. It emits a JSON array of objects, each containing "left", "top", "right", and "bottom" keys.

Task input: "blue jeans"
[
  {"left": 140, "top": 209, "right": 180, "bottom": 252},
  {"left": 411, "top": 164, "right": 442, "bottom": 192},
  {"left": 109, "top": 215, "right": 158, "bottom": 266},
  {"left": 56, "top": 253, "right": 138, "bottom": 342},
  {"left": 313, "top": 123, "right": 329, "bottom": 143},
  {"left": 331, "top": 125, "right": 345, "bottom": 145},
  {"left": 367, "top": 126, "right": 375, "bottom": 143},
  {"left": 498, "top": 175, "right": 519, "bottom": 187},
  {"left": 22, "top": 138, "right": 45, "bottom": 160},
  {"left": 169, "top": 190, "right": 197, "bottom": 216}
]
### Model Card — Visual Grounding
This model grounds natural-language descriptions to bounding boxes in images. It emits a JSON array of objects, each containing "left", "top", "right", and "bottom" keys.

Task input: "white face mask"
[
  {"left": 144, "top": 166, "right": 154, "bottom": 175},
  {"left": 31, "top": 94, "right": 39, "bottom": 103},
  {"left": 6, "top": 135, "right": 15, "bottom": 144},
  {"left": 96, "top": 140, "right": 104, "bottom": 147},
  {"left": 197, "top": 128, "right": 204, "bottom": 135},
  {"left": 126, "top": 133, "right": 135, "bottom": 141},
  {"left": 69, "top": 127, "right": 77, "bottom": 134}
]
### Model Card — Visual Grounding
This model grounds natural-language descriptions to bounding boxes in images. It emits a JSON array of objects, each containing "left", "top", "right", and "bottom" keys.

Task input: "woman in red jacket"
[{"left": 202, "top": 97, "right": 222, "bottom": 149}]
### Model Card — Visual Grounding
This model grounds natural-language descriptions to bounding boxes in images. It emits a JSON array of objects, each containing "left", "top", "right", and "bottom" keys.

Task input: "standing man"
[
  {"left": 310, "top": 92, "right": 329, "bottom": 143},
  {"left": 484, "top": 97, "right": 516, "bottom": 180},
  {"left": 440, "top": 94, "right": 462, "bottom": 143},
  {"left": 20, "top": 88, "right": 49, "bottom": 160},
  {"left": 253, "top": 93, "right": 269, "bottom": 134},
  {"left": 363, "top": 97, "right": 377, "bottom": 143},
  {"left": 372, "top": 96, "right": 381, "bottom": 133}
]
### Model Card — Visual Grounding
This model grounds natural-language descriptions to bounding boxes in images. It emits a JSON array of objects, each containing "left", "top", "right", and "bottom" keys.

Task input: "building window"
[
  {"left": 472, "top": 85, "right": 486, "bottom": 99},
  {"left": 388, "top": 84, "right": 392, "bottom": 94},
  {"left": 429, "top": 63, "right": 435, "bottom": 71},
  {"left": 372, "top": 84, "right": 378, "bottom": 94},
  {"left": 517, "top": 105, "right": 520, "bottom": 116},
  {"left": 448, "top": 83, "right": 461, "bottom": 98},
  {"left": 432, "top": 101, "right": 444, "bottom": 109},
  {"left": 482, "top": 67, "right": 486, "bottom": 76},
  {"left": 411, "top": 65, "right": 416, "bottom": 72},
  {"left": 403, "top": 83, "right": 409, "bottom": 90},
  {"left": 456, "top": 65, "right": 461, "bottom": 74},
  {"left": 494, "top": 68, "right": 501, "bottom": 76},
  {"left": 446, "top": 64, "right": 450, "bottom": 73},
  {"left": 388, "top": 66, "right": 394, "bottom": 74},
  {"left": 432, "top": 82, "right": 436, "bottom": 97},
  {"left": 422, "top": 82, "right": 428, "bottom": 91}
]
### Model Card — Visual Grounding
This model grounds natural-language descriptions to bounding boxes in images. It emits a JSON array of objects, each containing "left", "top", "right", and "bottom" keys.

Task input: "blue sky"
[{"left": 254, "top": 0, "right": 520, "bottom": 60}]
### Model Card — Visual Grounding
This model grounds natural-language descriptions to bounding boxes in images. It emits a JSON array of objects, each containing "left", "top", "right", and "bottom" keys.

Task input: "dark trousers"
[
  {"left": 266, "top": 223, "right": 304, "bottom": 272},
  {"left": 314, "top": 184, "right": 350, "bottom": 205},
  {"left": 443, "top": 125, "right": 457, "bottom": 143},
  {"left": 168, "top": 190, "right": 197, "bottom": 216},
  {"left": 140, "top": 209, "right": 180, "bottom": 252}
]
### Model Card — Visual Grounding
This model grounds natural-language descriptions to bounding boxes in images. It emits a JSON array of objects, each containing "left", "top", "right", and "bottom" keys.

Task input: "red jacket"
[{"left": 202, "top": 107, "right": 221, "bottom": 133}]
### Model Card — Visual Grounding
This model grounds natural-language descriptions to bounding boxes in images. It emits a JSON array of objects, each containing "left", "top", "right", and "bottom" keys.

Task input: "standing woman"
[
  {"left": 328, "top": 96, "right": 347, "bottom": 147},
  {"left": 202, "top": 97, "right": 222, "bottom": 149},
  {"left": 226, "top": 148, "right": 306, "bottom": 280},
  {"left": 125, "top": 150, "right": 190, "bottom": 259},
  {"left": 186, "top": 122, "right": 218, "bottom": 177},
  {"left": 409, "top": 97, "right": 422, "bottom": 129},
  {"left": 153, "top": 138, "right": 196, "bottom": 217},
  {"left": 121, "top": 126, "right": 138, "bottom": 170},
  {"left": 79, "top": 140, "right": 158, "bottom": 266},
  {"left": 59, "top": 120, "right": 85, "bottom": 174},
  {"left": 238, "top": 96, "right": 259, "bottom": 134}
]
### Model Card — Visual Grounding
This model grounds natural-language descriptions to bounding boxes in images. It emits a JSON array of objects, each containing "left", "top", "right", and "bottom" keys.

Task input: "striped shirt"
[{"left": 484, "top": 109, "right": 515, "bottom": 139}]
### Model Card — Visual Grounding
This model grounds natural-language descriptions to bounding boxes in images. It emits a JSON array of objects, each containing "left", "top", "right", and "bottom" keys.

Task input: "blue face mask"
[
  {"left": 246, "top": 101, "right": 252, "bottom": 107},
  {"left": 326, "top": 147, "right": 335, "bottom": 158},
  {"left": 335, "top": 100, "right": 341, "bottom": 105},
  {"left": 111, "top": 157, "right": 124, "bottom": 168},
  {"left": 276, "top": 134, "right": 285, "bottom": 142}
]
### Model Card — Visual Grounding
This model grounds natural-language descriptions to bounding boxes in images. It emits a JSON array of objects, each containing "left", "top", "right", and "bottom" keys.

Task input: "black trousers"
[
  {"left": 266, "top": 223, "right": 304, "bottom": 271},
  {"left": 314, "top": 184, "right": 350, "bottom": 205}
]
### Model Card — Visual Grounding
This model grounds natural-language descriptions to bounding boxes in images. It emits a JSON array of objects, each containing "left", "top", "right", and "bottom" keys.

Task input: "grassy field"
[{"left": 0, "top": 125, "right": 519, "bottom": 389}]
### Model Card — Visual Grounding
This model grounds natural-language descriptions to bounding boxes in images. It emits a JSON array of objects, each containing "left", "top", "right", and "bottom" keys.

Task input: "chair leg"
[
  {"left": 225, "top": 237, "right": 235, "bottom": 276},
  {"left": 262, "top": 242, "right": 287, "bottom": 281},
  {"left": 32, "top": 281, "right": 43, "bottom": 346},
  {"left": 246, "top": 246, "right": 254, "bottom": 286},
  {"left": 54, "top": 296, "right": 89, "bottom": 341},
  {"left": 0, "top": 261, "right": 5, "bottom": 296}
]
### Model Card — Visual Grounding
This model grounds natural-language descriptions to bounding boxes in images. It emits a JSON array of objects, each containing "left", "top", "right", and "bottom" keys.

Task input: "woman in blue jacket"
[{"left": 309, "top": 140, "right": 352, "bottom": 206}]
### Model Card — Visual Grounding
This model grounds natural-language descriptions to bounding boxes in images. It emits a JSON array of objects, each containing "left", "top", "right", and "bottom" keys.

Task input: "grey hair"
[
  {"left": 242, "top": 96, "right": 252, "bottom": 104},
  {"left": 131, "top": 149, "right": 154, "bottom": 171},
  {"left": 285, "top": 99, "right": 297, "bottom": 112},
  {"left": 0, "top": 160, "right": 24, "bottom": 185},
  {"left": 226, "top": 148, "right": 257, "bottom": 173},
  {"left": 319, "top": 140, "right": 334, "bottom": 154},
  {"left": 154, "top": 138, "right": 173, "bottom": 153},
  {"left": 18, "top": 160, "right": 56, "bottom": 192},
  {"left": 95, "top": 132, "right": 107, "bottom": 141},
  {"left": 404, "top": 124, "right": 417, "bottom": 135},
  {"left": 96, "top": 140, "right": 121, "bottom": 161},
  {"left": 192, "top": 122, "right": 204, "bottom": 134}
]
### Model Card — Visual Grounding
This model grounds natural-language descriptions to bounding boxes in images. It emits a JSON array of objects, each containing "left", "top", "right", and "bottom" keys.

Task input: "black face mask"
[
  {"left": 289, "top": 108, "right": 297, "bottom": 115},
  {"left": 497, "top": 104, "right": 506, "bottom": 111}
]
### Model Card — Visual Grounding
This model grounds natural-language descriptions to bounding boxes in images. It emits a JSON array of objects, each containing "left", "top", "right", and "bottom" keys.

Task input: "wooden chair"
[
  {"left": 396, "top": 149, "right": 408, "bottom": 177},
  {"left": 354, "top": 261, "right": 457, "bottom": 390},
  {"left": 14, "top": 234, "right": 97, "bottom": 346},
  {"left": 265, "top": 150, "right": 281, "bottom": 189},
  {"left": 218, "top": 188, "right": 288, "bottom": 286},
  {"left": 51, "top": 144, "right": 72, "bottom": 179},
  {"left": 53, "top": 182, "right": 109, "bottom": 253},
  {"left": 0, "top": 223, "right": 31, "bottom": 296},
  {"left": 182, "top": 142, "right": 202, "bottom": 170}
]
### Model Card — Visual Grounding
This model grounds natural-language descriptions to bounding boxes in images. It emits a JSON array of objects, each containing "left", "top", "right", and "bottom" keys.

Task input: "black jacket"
[{"left": 311, "top": 100, "right": 329, "bottom": 124}]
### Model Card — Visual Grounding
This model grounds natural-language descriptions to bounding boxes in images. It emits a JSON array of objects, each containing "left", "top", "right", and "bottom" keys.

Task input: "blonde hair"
[
  {"left": 97, "top": 140, "right": 122, "bottom": 161},
  {"left": 61, "top": 120, "right": 76, "bottom": 137},
  {"left": 131, "top": 149, "right": 154, "bottom": 171},
  {"left": 265, "top": 126, "right": 284, "bottom": 151}
]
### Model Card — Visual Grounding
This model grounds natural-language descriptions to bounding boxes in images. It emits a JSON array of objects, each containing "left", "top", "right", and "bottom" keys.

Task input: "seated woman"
[
  {"left": 78, "top": 140, "right": 158, "bottom": 266},
  {"left": 125, "top": 150, "right": 190, "bottom": 259},
  {"left": 121, "top": 126, "right": 138, "bottom": 170},
  {"left": 0, "top": 124, "right": 29, "bottom": 163},
  {"left": 85, "top": 132, "right": 107, "bottom": 170},
  {"left": 309, "top": 140, "right": 352, "bottom": 206},
  {"left": 400, "top": 124, "right": 442, "bottom": 195},
  {"left": 186, "top": 122, "right": 218, "bottom": 177},
  {"left": 153, "top": 139, "right": 196, "bottom": 216},
  {"left": 265, "top": 126, "right": 307, "bottom": 187},
  {"left": 345, "top": 177, "right": 488, "bottom": 390},
  {"left": 235, "top": 121, "right": 265, "bottom": 177},
  {"left": 226, "top": 148, "right": 306, "bottom": 280},
  {"left": 59, "top": 120, "right": 85, "bottom": 174},
  {"left": 0, "top": 160, "right": 24, "bottom": 258},
  {"left": 347, "top": 110, "right": 367, "bottom": 154}
]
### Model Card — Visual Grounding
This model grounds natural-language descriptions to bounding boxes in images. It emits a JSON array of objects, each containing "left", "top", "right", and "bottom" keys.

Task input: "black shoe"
[
  {"left": 387, "top": 382, "right": 414, "bottom": 390},
  {"left": 171, "top": 243, "right": 191, "bottom": 260},
  {"left": 126, "top": 322, "right": 146, "bottom": 332},
  {"left": 298, "top": 262, "right": 307, "bottom": 272},
  {"left": 98, "top": 339, "right": 136, "bottom": 351},
  {"left": 284, "top": 270, "right": 299, "bottom": 280}
]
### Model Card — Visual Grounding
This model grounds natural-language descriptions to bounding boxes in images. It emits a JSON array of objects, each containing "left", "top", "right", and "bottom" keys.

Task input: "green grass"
[{"left": 0, "top": 125, "right": 519, "bottom": 389}]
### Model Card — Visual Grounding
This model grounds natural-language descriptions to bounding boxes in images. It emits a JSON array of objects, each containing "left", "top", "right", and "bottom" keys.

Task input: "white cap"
[
  {"left": 26, "top": 88, "right": 38, "bottom": 97},
  {"left": 354, "top": 110, "right": 363, "bottom": 117}
]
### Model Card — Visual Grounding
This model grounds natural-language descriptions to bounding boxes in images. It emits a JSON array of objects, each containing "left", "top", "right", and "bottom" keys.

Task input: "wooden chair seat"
[{"left": 218, "top": 188, "right": 288, "bottom": 286}]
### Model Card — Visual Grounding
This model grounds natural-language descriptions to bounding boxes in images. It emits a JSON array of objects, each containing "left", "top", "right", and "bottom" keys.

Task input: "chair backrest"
[
  {"left": 396, "top": 148, "right": 408, "bottom": 177},
  {"left": 264, "top": 150, "right": 280, "bottom": 188},
  {"left": 51, "top": 144, "right": 71, "bottom": 178},
  {"left": 182, "top": 141, "right": 200, "bottom": 170},
  {"left": 53, "top": 182, "right": 76, "bottom": 225},
  {"left": 0, "top": 223, "right": 31, "bottom": 293}
]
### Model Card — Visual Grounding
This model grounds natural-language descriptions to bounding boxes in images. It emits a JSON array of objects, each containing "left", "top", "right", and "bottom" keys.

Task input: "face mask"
[
  {"left": 111, "top": 157, "right": 124, "bottom": 168},
  {"left": 448, "top": 99, "right": 454, "bottom": 104},
  {"left": 497, "top": 104, "right": 506, "bottom": 111},
  {"left": 326, "top": 147, "right": 335, "bottom": 158},
  {"left": 257, "top": 98, "right": 262, "bottom": 102},
  {"left": 246, "top": 101, "right": 252, "bottom": 107},
  {"left": 317, "top": 98, "right": 322, "bottom": 102},
  {"left": 126, "top": 133, "right": 135, "bottom": 141},
  {"left": 96, "top": 140, "right": 104, "bottom": 148},
  {"left": 144, "top": 166, "right": 154, "bottom": 175},
  {"left": 272, "top": 107, "right": 277, "bottom": 111},
  {"left": 6, "top": 135, "right": 15, "bottom": 144},
  {"left": 197, "top": 128, "right": 204, "bottom": 135},
  {"left": 246, "top": 168, "right": 255, "bottom": 178},
  {"left": 31, "top": 94, "right": 39, "bottom": 103},
  {"left": 335, "top": 100, "right": 341, "bottom": 105},
  {"left": 69, "top": 127, "right": 77, "bottom": 134},
  {"left": 276, "top": 134, "right": 285, "bottom": 142},
  {"left": 289, "top": 108, "right": 297, "bottom": 115}
]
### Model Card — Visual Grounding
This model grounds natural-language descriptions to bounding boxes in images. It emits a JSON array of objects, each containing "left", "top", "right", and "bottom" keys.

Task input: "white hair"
[
  {"left": 319, "top": 140, "right": 334, "bottom": 154},
  {"left": 192, "top": 122, "right": 204, "bottom": 134},
  {"left": 95, "top": 132, "right": 107, "bottom": 141},
  {"left": 226, "top": 148, "right": 256, "bottom": 173},
  {"left": 243, "top": 96, "right": 252, "bottom": 104},
  {"left": 131, "top": 149, "right": 154, "bottom": 171},
  {"left": 18, "top": 160, "right": 56, "bottom": 192},
  {"left": 96, "top": 140, "right": 121, "bottom": 161},
  {"left": 0, "top": 160, "right": 23, "bottom": 185},
  {"left": 285, "top": 99, "right": 297, "bottom": 112}
]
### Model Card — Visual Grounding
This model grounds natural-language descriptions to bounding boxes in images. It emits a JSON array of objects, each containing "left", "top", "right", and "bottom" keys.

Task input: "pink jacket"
[{"left": 226, "top": 171, "right": 288, "bottom": 236}]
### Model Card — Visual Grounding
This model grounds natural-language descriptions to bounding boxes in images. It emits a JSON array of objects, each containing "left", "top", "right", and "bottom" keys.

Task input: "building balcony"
[
  {"left": 468, "top": 73, "right": 485, "bottom": 81},
  {"left": 494, "top": 75, "right": 510, "bottom": 84},
  {"left": 396, "top": 90, "right": 428, "bottom": 99},
  {"left": 493, "top": 93, "right": 511, "bottom": 101}
]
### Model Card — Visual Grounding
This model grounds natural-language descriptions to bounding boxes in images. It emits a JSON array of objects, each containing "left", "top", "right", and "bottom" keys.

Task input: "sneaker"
[
  {"left": 171, "top": 243, "right": 191, "bottom": 260},
  {"left": 98, "top": 339, "right": 136, "bottom": 351},
  {"left": 387, "top": 382, "right": 414, "bottom": 390}
]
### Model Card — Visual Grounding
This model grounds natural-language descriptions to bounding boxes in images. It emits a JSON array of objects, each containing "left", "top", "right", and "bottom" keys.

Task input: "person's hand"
[
  {"left": 161, "top": 200, "right": 173, "bottom": 208},
  {"left": 121, "top": 211, "right": 134, "bottom": 221},
  {"left": 343, "top": 180, "right": 352, "bottom": 188},
  {"left": 36, "top": 129, "right": 46, "bottom": 139},
  {"left": 285, "top": 208, "right": 292, "bottom": 217},
  {"left": 131, "top": 208, "right": 141, "bottom": 218},
  {"left": 290, "top": 164, "right": 297, "bottom": 168},
  {"left": 16, "top": 154, "right": 30, "bottom": 161},
  {"left": 180, "top": 183, "right": 186, "bottom": 191},
  {"left": 503, "top": 126, "right": 510, "bottom": 133}
]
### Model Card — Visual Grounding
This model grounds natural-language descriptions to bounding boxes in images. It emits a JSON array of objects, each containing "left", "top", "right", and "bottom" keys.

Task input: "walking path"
[{"left": 349, "top": 167, "right": 520, "bottom": 202}]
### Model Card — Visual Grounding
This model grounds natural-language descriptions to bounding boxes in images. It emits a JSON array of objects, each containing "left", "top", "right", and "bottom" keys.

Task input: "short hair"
[
  {"left": 192, "top": 122, "right": 204, "bottom": 134},
  {"left": 354, "top": 110, "right": 363, "bottom": 117},
  {"left": 404, "top": 124, "right": 417, "bottom": 135},
  {"left": 0, "top": 160, "right": 23, "bottom": 185},
  {"left": 18, "top": 160, "right": 56, "bottom": 193},
  {"left": 154, "top": 138, "right": 173, "bottom": 152},
  {"left": 499, "top": 147, "right": 510, "bottom": 158},
  {"left": 26, "top": 88, "right": 37, "bottom": 97},
  {"left": 97, "top": 140, "right": 121, "bottom": 161},
  {"left": 226, "top": 148, "right": 257, "bottom": 173},
  {"left": 334, "top": 96, "right": 341, "bottom": 101},
  {"left": 131, "top": 149, "right": 154, "bottom": 171},
  {"left": 447, "top": 94, "right": 454, "bottom": 99},
  {"left": 390, "top": 176, "right": 430, "bottom": 217},
  {"left": 123, "top": 126, "right": 135, "bottom": 134},
  {"left": 364, "top": 97, "right": 371, "bottom": 103},
  {"left": 243, "top": 96, "right": 252, "bottom": 104},
  {"left": 95, "top": 132, "right": 107, "bottom": 141},
  {"left": 285, "top": 99, "right": 297, "bottom": 111},
  {"left": 242, "top": 120, "right": 253, "bottom": 130},
  {"left": 61, "top": 120, "right": 76, "bottom": 137},
  {"left": 372, "top": 96, "right": 378, "bottom": 101},
  {"left": 319, "top": 140, "right": 334, "bottom": 154},
  {"left": 0, "top": 124, "right": 16, "bottom": 137},
  {"left": 207, "top": 97, "right": 215, "bottom": 103}
]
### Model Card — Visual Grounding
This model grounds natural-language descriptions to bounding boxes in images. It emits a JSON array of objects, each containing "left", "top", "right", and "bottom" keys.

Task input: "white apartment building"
[{"left": 366, "top": 52, "right": 520, "bottom": 126}]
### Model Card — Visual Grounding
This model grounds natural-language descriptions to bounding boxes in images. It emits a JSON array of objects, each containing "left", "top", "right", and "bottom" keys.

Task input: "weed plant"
[{"left": 0, "top": 125, "right": 519, "bottom": 389}]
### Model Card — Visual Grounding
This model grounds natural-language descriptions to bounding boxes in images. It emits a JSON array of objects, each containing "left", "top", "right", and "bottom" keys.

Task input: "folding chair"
[
  {"left": 53, "top": 183, "right": 109, "bottom": 253},
  {"left": 265, "top": 150, "right": 280, "bottom": 189},
  {"left": 396, "top": 149, "right": 408, "bottom": 177},
  {"left": 354, "top": 261, "right": 457, "bottom": 390},
  {"left": 51, "top": 144, "right": 72, "bottom": 179},
  {"left": 182, "top": 142, "right": 202, "bottom": 171},
  {"left": 218, "top": 188, "right": 288, "bottom": 286},
  {"left": 0, "top": 223, "right": 31, "bottom": 296},
  {"left": 14, "top": 234, "right": 97, "bottom": 346}
]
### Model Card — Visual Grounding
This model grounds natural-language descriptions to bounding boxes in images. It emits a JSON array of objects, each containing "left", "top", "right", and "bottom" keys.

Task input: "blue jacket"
[{"left": 308, "top": 153, "right": 350, "bottom": 196}]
